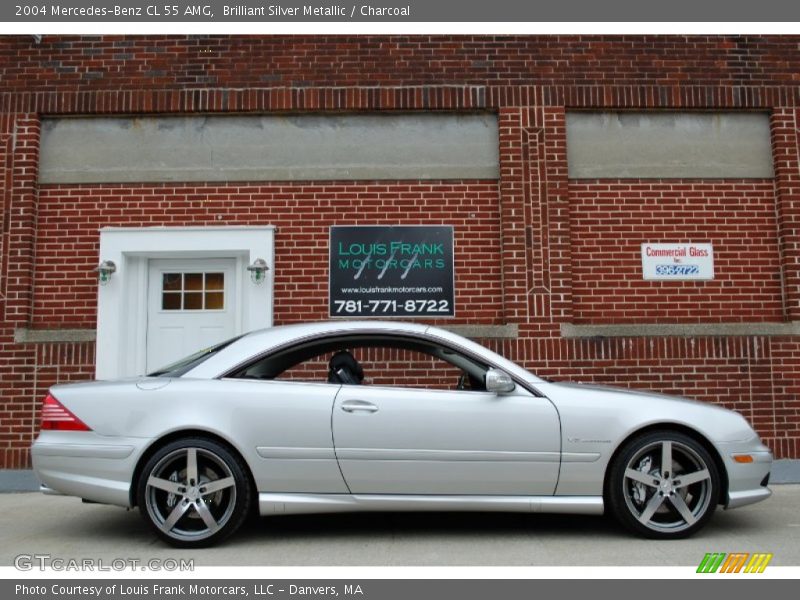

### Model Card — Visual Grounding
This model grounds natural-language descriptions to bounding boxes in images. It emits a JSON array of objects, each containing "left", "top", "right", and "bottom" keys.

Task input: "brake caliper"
[{"left": 631, "top": 455, "right": 653, "bottom": 505}]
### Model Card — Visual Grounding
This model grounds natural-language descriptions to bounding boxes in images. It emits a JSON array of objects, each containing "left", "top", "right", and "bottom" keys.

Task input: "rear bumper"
[{"left": 31, "top": 431, "right": 150, "bottom": 508}]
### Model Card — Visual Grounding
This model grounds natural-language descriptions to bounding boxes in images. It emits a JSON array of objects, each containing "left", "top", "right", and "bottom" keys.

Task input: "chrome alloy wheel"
[
  {"left": 607, "top": 430, "right": 720, "bottom": 539},
  {"left": 144, "top": 446, "right": 237, "bottom": 543},
  {"left": 621, "top": 439, "right": 713, "bottom": 535}
]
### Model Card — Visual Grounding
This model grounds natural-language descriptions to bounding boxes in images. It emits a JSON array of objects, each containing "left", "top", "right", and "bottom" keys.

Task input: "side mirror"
[{"left": 485, "top": 368, "right": 515, "bottom": 394}]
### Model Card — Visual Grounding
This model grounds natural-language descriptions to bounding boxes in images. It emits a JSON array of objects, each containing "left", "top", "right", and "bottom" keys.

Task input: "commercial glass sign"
[
  {"left": 641, "top": 243, "right": 714, "bottom": 280},
  {"left": 329, "top": 226, "right": 455, "bottom": 317}
]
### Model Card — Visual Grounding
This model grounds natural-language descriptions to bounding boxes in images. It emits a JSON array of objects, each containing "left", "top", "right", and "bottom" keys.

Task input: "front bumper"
[
  {"left": 31, "top": 431, "right": 150, "bottom": 508},
  {"left": 717, "top": 440, "right": 773, "bottom": 510}
]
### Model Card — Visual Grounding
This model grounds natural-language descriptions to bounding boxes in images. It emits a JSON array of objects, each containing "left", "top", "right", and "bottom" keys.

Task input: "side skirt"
[{"left": 259, "top": 493, "right": 603, "bottom": 516}]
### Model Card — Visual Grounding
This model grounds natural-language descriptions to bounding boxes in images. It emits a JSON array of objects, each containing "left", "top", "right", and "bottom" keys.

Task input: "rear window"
[{"left": 147, "top": 335, "right": 244, "bottom": 377}]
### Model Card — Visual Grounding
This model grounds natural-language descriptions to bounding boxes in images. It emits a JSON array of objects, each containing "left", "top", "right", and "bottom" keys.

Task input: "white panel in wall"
[
  {"left": 40, "top": 114, "right": 500, "bottom": 184},
  {"left": 566, "top": 112, "right": 774, "bottom": 178}
]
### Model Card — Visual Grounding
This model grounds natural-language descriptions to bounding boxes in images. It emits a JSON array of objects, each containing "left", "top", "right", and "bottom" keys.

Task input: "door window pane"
[
  {"left": 162, "top": 292, "right": 181, "bottom": 310},
  {"left": 183, "top": 292, "right": 203, "bottom": 310},
  {"left": 162, "top": 273, "right": 181, "bottom": 291},
  {"left": 205, "top": 292, "right": 224, "bottom": 309},
  {"left": 161, "top": 272, "right": 225, "bottom": 311},
  {"left": 205, "top": 273, "right": 224, "bottom": 290},
  {"left": 184, "top": 273, "right": 204, "bottom": 291}
]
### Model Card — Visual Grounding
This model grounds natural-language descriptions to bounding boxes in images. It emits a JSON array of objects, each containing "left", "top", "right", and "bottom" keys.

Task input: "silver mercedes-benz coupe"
[{"left": 32, "top": 321, "right": 772, "bottom": 547}]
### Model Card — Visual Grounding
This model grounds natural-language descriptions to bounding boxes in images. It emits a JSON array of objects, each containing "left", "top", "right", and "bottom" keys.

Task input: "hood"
[
  {"left": 549, "top": 380, "right": 707, "bottom": 406},
  {"left": 537, "top": 380, "right": 758, "bottom": 443}
]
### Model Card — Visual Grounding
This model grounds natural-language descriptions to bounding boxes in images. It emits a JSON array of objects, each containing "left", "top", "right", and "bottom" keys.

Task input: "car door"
[{"left": 332, "top": 383, "right": 561, "bottom": 495}]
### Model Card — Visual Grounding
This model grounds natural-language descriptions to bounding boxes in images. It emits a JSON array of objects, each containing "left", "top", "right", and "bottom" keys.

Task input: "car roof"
[
  {"left": 246, "top": 320, "right": 430, "bottom": 345},
  {"left": 182, "top": 320, "right": 543, "bottom": 383},
  {"left": 184, "top": 321, "right": 429, "bottom": 378}
]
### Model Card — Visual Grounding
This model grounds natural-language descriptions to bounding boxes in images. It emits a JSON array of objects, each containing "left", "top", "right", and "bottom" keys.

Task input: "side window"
[
  {"left": 357, "top": 348, "right": 472, "bottom": 391},
  {"left": 275, "top": 348, "right": 464, "bottom": 389},
  {"left": 230, "top": 336, "right": 489, "bottom": 391},
  {"left": 278, "top": 353, "right": 334, "bottom": 383}
]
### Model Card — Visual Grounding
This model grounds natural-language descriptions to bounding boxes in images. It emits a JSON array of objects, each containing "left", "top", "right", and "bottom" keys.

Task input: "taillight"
[{"left": 40, "top": 393, "right": 91, "bottom": 431}]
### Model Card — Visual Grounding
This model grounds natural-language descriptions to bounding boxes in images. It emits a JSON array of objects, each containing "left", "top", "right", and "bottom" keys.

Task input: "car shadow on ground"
[
  {"left": 5, "top": 495, "right": 772, "bottom": 565},
  {"left": 57, "top": 505, "right": 763, "bottom": 544},
  {"left": 38, "top": 507, "right": 629, "bottom": 543},
  {"left": 237, "top": 510, "right": 625, "bottom": 541}
]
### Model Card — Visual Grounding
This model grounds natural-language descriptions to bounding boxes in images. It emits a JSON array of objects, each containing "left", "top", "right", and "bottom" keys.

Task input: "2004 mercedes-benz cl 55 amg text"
[{"left": 32, "top": 321, "right": 772, "bottom": 547}]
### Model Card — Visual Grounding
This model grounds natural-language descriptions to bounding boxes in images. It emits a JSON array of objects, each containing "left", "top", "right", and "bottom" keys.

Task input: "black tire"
[
  {"left": 136, "top": 437, "right": 252, "bottom": 548},
  {"left": 606, "top": 430, "right": 720, "bottom": 539}
]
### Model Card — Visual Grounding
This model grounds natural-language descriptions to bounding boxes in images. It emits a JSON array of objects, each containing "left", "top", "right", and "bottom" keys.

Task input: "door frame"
[{"left": 96, "top": 226, "right": 275, "bottom": 379}]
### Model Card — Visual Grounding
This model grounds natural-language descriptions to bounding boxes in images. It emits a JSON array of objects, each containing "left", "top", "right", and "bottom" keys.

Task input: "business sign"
[
  {"left": 641, "top": 243, "right": 714, "bottom": 280},
  {"left": 329, "top": 226, "right": 454, "bottom": 318}
]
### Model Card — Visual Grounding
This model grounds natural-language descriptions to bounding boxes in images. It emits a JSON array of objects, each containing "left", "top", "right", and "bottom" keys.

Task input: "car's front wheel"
[
  {"left": 137, "top": 437, "right": 252, "bottom": 548},
  {"left": 607, "top": 430, "right": 720, "bottom": 539}
]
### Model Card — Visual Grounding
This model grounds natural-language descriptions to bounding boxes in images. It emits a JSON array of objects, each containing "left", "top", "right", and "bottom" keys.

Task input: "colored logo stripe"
[
  {"left": 744, "top": 553, "right": 773, "bottom": 573},
  {"left": 696, "top": 552, "right": 772, "bottom": 573},
  {"left": 720, "top": 553, "right": 749, "bottom": 573},
  {"left": 697, "top": 553, "right": 725, "bottom": 573}
]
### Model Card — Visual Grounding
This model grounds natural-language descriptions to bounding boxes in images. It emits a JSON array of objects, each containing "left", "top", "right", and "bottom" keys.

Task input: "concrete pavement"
[{"left": 1, "top": 486, "right": 798, "bottom": 567}]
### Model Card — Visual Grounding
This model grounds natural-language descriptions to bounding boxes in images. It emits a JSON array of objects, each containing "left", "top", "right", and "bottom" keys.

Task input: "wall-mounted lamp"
[
  {"left": 246, "top": 258, "right": 269, "bottom": 285},
  {"left": 94, "top": 260, "right": 117, "bottom": 285}
]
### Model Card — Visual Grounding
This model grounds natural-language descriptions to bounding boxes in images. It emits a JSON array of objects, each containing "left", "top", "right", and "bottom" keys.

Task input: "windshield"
[{"left": 147, "top": 334, "right": 244, "bottom": 377}]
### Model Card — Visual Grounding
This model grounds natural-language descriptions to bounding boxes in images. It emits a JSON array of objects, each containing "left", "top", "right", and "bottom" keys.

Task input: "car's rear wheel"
[
  {"left": 137, "top": 437, "right": 252, "bottom": 548},
  {"left": 607, "top": 430, "right": 720, "bottom": 539}
]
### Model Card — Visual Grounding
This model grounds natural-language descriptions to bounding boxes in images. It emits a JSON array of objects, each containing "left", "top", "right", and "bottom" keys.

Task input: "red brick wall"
[
  {"left": 3, "top": 36, "right": 800, "bottom": 91},
  {"left": 1, "top": 35, "right": 800, "bottom": 467},
  {"left": 0, "top": 115, "right": 41, "bottom": 469},
  {"left": 569, "top": 180, "right": 784, "bottom": 323},
  {"left": 35, "top": 182, "right": 502, "bottom": 328}
]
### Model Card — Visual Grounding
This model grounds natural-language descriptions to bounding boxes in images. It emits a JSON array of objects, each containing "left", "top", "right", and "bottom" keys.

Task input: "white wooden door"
[{"left": 146, "top": 258, "right": 237, "bottom": 373}]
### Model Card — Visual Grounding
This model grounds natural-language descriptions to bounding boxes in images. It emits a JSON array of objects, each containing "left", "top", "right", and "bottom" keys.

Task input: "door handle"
[{"left": 340, "top": 400, "right": 379, "bottom": 413}]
